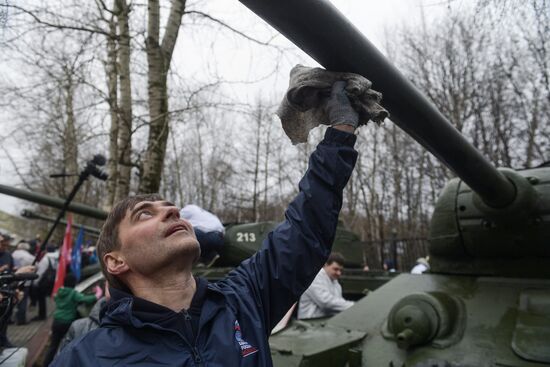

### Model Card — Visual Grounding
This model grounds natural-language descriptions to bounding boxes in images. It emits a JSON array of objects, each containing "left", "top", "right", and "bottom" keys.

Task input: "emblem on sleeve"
[{"left": 234, "top": 320, "right": 258, "bottom": 357}]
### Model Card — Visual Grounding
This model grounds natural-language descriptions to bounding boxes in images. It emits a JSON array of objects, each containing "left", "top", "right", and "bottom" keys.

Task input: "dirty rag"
[{"left": 276, "top": 64, "right": 388, "bottom": 144}]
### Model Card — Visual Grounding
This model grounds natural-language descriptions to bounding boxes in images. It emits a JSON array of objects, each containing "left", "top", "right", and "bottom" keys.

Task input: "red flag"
[{"left": 52, "top": 214, "right": 73, "bottom": 297}]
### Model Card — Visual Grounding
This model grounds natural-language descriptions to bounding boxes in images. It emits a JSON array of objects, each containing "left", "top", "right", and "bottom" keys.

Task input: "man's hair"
[
  {"left": 97, "top": 193, "right": 163, "bottom": 290},
  {"left": 326, "top": 252, "right": 345, "bottom": 266}
]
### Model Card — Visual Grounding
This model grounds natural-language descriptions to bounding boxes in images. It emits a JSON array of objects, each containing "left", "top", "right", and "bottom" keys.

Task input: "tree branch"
[
  {"left": 184, "top": 10, "right": 278, "bottom": 47},
  {"left": 4, "top": 4, "right": 113, "bottom": 38}
]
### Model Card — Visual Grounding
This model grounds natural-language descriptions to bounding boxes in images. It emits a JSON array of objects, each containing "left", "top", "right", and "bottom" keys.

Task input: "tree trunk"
[
  {"left": 262, "top": 114, "right": 272, "bottom": 220},
  {"left": 139, "top": 0, "right": 187, "bottom": 194},
  {"left": 106, "top": 7, "right": 119, "bottom": 208},
  {"left": 115, "top": 0, "right": 133, "bottom": 202},
  {"left": 195, "top": 121, "right": 206, "bottom": 206},
  {"left": 252, "top": 102, "right": 263, "bottom": 222},
  {"left": 170, "top": 127, "right": 185, "bottom": 207},
  {"left": 63, "top": 74, "right": 78, "bottom": 193}
]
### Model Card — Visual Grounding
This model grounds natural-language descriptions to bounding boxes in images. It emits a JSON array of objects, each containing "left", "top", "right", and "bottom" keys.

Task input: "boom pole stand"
[{"left": 33, "top": 155, "right": 108, "bottom": 265}]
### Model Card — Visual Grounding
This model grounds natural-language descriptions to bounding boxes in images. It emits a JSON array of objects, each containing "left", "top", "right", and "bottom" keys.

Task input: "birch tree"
[{"left": 138, "top": 0, "right": 187, "bottom": 193}]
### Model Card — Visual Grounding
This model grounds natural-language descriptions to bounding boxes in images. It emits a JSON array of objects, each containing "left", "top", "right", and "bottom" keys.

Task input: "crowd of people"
[
  {"left": 0, "top": 232, "right": 46, "bottom": 348},
  {"left": 0, "top": 232, "right": 101, "bottom": 351}
]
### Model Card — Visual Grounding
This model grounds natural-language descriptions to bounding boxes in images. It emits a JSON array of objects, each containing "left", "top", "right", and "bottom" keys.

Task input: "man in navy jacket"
[{"left": 52, "top": 81, "right": 359, "bottom": 366}]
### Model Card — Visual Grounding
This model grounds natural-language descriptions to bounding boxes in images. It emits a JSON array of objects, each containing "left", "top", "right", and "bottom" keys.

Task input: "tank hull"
[{"left": 270, "top": 274, "right": 550, "bottom": 366}]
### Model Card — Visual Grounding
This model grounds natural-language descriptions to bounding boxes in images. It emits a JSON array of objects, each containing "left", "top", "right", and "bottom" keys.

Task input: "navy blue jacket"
[{"left": 52, "top": 128, "right": 357, "bottom": 367}]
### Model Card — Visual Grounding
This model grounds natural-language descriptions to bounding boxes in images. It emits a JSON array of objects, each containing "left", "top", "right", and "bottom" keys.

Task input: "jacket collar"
[{"left": 101, "top": 277, "right": 223, "bottom": 328}]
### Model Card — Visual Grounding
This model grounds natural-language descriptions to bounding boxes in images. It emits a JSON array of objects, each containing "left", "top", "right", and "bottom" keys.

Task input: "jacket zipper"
[
  {"left": 183, "top": 310, "right": 204, "bottom": 367},
  {"left": 192, "top": 346, "right": 203, "bottom": 366}
]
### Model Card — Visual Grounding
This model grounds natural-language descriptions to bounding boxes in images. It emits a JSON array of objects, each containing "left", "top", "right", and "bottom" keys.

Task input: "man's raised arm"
[{"left": 219, "top": 81, "right": 361, "bottom": 332}]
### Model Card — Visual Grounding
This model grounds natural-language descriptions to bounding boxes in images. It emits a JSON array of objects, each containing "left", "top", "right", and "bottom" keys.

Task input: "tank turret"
[
  {"left": 430, "top": 168, "right": 549, "bottom": 277},
  {"left": 219, "top": 221, "right": 365, "bottom": 268},
  {"left": 238, "top": 0, "right": 550, "bottom": 365}
]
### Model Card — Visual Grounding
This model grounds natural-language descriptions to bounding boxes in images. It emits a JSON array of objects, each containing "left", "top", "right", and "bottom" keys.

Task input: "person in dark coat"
[{"left": 52, "top": 81, "right": 360, "bottom": 366}]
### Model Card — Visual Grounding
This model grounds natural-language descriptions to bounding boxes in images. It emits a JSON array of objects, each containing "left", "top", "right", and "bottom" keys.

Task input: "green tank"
[
  {"left": 218, "top": 221, "right": 364, "bottom": 268},
  {"left": 237, "top": 0, "right": 550, "bottom": 366},
  {"left": 216, "top": 221, "right": 382, "bottom": 299}
]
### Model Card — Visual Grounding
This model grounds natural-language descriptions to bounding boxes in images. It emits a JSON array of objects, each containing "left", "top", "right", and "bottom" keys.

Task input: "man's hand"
[{"left": 325, "top": 81, "right": 359, "bottom": 130}]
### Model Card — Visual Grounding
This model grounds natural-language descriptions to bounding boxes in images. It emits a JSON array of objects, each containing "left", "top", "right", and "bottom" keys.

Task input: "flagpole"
[{"left": 52, "top": 214, "right": 72, "bottom": 297}]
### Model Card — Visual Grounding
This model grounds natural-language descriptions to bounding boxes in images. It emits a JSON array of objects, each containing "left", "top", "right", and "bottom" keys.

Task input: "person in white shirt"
[
  {"left": 298, "top": 252, "right": 354, "bottom": 319},
  {"left": 179, "top": 204, "right": 224, "bottom": 265},
  {"left": 12, "top": 241, "right": 34, "bottom": 269}
]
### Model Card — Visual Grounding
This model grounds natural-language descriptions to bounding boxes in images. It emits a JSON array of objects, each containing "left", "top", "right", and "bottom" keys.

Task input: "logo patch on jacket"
[{"left": 234, "top": 320, "right": 258, "bottom": 357}]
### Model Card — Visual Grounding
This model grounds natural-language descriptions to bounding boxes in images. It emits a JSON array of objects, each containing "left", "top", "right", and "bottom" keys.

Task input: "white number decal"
[{"left": 236, "top": 233, "right": 257, "bottom": 242}]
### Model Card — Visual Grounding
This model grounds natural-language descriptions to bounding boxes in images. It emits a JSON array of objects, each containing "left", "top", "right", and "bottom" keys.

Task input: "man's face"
[
  {"left": 324, "top": 261, "right": 344, "bottom": 281},
  {"left": 113, "top": 200, "right": 199, "bottom": 277}
]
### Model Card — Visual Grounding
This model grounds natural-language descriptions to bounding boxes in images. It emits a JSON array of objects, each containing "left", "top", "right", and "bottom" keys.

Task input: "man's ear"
[{"left": 104, "top": 251, "right": 129, "bottom": 276}]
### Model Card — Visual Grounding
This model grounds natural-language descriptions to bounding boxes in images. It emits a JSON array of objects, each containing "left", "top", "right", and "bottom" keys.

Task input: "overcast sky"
[
  {"left": 174, "top": 0, "right": 457, "bottom": 101},
  {"left": 0, "top": 0, "right": 465, "bottom": 215}
]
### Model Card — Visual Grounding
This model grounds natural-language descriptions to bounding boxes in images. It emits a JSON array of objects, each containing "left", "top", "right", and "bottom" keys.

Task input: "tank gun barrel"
[
  {"left": 20, "top": 209, "right": 101, "bottom": 236},
  {"left": 0, "top": 184, "right": 107, "bottom": 220},
  {"left": 239, "top": 0, "right": 516, "bottom": 208}
]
